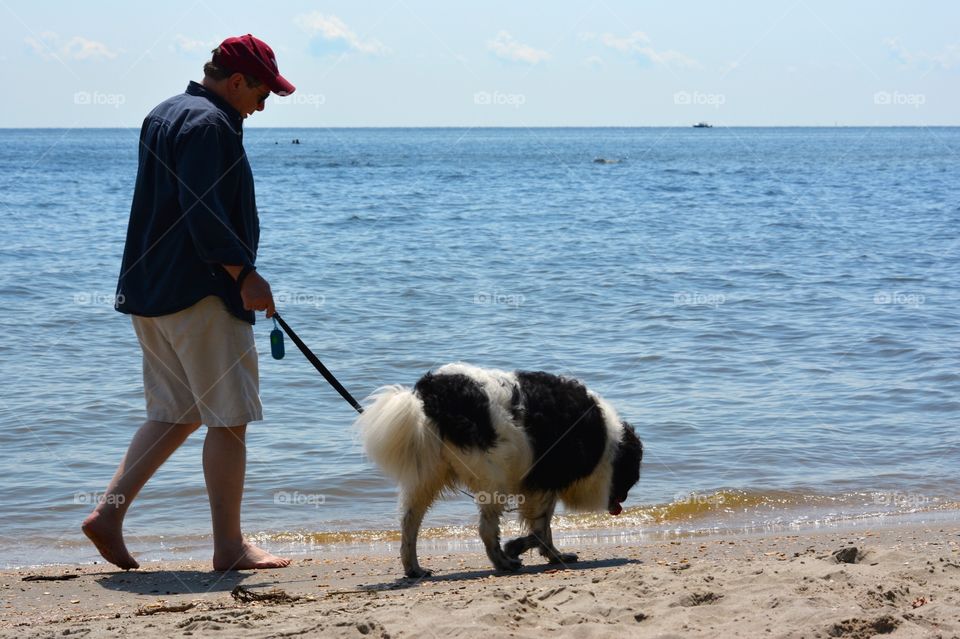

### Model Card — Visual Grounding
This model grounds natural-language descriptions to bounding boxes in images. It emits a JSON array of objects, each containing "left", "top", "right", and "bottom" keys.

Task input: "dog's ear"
[
  {"left": 620, "top": 421, "right": 643, "bottom": 463},
  {"left": 610, "top": 421, "right": 643, "bottom": 504}
]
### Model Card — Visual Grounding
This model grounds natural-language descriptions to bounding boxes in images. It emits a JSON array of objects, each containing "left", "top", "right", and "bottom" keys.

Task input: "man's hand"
[
  {"left": 223, "top": 265, "right": 276, "bottom": 318},
  {"left": 240, "top": 270, "right": 276, "bottom": 318}
]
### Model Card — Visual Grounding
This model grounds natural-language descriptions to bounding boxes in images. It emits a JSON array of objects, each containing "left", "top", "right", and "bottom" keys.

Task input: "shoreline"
[
  {"left": 5, "top": 505, "right": 957, "bottom": 571},
  {"left": 5, "top": 506, "right": 959, "bottom": 572},
  {"left": 3, "top": 520, "right": 958, "bottom": 638}
]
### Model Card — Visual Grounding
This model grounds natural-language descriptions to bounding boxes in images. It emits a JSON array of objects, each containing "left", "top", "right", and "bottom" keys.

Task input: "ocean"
[{"left": 0, "top": 126, "right": 958, "bottom": 568}]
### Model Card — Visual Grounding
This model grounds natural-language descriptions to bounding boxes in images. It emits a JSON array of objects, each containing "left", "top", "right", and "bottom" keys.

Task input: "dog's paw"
[
  {"left": 494, "top": 556, "right": 523, "bottom": 572},
  {"left": 504, "top": 538, "right": 527, "bottom": 559},
  {"left": 404, "top": 567, "right": 433, "bottom": 579},
  {"left": 547, "top": 552, "right": 578, "bottom": 565}
]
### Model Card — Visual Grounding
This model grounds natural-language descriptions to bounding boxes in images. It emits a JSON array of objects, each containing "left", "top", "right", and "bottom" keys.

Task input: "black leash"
[
  {"left": 270, "top": 316, "right": 512, "bottom": 508},
  {"left": 271, "top": 312, "right": 364, "bottom": 414}
]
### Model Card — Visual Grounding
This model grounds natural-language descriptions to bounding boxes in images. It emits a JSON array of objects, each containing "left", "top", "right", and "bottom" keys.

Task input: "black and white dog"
[{"left": 356, "top": 363, "right": 643, "bottom": 577}]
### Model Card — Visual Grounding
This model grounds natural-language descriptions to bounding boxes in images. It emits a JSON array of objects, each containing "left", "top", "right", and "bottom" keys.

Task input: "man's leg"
[
  {"left": 204, "top": 424, "right": 290, "bottom": 570},
  {"left": 82, "top": 420, "right": 200, "bottom": 569}
]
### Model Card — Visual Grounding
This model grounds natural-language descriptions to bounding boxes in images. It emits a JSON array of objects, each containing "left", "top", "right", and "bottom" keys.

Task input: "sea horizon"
[{"left": 2, "top": 124, "right": 960, "bottom": 130}]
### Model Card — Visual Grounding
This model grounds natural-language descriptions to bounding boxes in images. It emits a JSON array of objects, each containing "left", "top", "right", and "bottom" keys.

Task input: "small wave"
[
  {"left": 759, "top": 270, "right": 793, "bottom": 279},
  {"left": 873, "top": 348, "right": 916, "bottom": 357},
  {"left": 254, "top": 490, "right": 960, "bottom": 545},
  {"left": 657, "top": 421, "right": 702, "bottom": 435},
  {"left": 727, "top": 268, "right": 794, "bottom": 280},
  {"left": 632, "top": 354, "right": 664, "bottom": 363},
  {"left": 767, "top": 220, "right": 802, "bottom": 229},
  {"left": 0, "top": 284, "right": 42, "bottom": 297},
  {"left": 914, "top": 372, "right": 960, "bottom": 383},
  {"left": 640, "top": 490, "right": 798, "bottom": 524},
  {"left": 917, "top": 400, "right": 960, "bottom": 413}
]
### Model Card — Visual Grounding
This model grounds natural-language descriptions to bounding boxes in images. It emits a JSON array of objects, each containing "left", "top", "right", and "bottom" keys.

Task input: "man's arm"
[
  {"left": 175, "top": 124, "right": 274, "bottom": 318},
  {"left": 176, "top": 125, "right": 253, "bottom": 265},
  {"left": 223, "top": 265, "right": 276, "bottom": 318}
]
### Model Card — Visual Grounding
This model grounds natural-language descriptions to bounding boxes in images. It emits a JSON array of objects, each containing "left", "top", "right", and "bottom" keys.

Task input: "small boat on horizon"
[{"left": 693, "top": 122, "right": 713, "bottom": 128}]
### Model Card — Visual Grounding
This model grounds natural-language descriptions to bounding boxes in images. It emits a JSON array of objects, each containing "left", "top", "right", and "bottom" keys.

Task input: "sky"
[{"left": 0, "top": 0, "right": 957, "bottom": 127}]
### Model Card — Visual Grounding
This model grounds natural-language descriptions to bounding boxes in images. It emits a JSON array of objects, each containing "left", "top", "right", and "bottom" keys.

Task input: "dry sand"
[{"left": 2, "top": 524, "right": 958, "bottom": 638}]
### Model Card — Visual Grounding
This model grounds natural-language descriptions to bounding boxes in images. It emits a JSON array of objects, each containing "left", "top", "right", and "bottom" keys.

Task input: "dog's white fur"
[{"left": 357, "top": 363, "right": 630, "bottom": 577}]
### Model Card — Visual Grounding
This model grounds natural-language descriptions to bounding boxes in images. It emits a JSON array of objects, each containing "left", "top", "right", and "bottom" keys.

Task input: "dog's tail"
[{"left": 354, "top": 385, "right": 442, "bottom": 489}]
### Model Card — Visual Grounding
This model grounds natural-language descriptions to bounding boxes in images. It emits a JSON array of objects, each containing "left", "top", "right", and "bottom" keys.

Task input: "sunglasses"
[{"left": 257, "top": 91, "right": 270, "bottom": 104}]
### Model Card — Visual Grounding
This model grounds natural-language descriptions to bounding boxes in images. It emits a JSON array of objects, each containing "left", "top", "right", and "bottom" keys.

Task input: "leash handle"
[
  {"left": 271, "top": 312, "right": 364, "bottom": 414},
  {"left": 269, "top": 318, "right": 285, "bottom": 360}
]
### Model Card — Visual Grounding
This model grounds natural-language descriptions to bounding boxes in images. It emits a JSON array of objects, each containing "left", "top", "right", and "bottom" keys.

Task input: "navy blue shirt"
[{"left": 116, "top": 81, "right": 259, "bottom": 324}]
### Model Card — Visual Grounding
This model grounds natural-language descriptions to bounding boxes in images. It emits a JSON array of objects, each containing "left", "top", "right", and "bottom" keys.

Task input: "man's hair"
[{"left": 203, "top": 47, "right": 263, "bottom": 87}]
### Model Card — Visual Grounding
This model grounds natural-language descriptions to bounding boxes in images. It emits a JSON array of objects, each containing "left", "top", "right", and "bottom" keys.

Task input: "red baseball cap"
[{"left": 214, "top": 34, "right": 295, "bottom": 96}]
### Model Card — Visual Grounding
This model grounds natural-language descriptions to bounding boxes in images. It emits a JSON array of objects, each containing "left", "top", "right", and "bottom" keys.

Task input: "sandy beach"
[{"left": 2, "top": 523, "right": 958, "bottom": 638}]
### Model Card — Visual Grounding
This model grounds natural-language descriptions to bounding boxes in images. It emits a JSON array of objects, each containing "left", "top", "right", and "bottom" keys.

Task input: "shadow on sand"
[
  {"left": 95, "top": 569, "right": 265, "bottom": 595},
  {"left": 357, "top": 557, "right": 639, "bottom": 593}
]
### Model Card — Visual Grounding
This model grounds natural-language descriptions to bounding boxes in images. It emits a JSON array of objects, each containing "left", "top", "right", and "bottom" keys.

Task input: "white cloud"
[
  {"left": 884, "top": 37, "right": 960, "bottom": 70},
  {"left": 487, "top": 31, "right": 550, "bottom": 64},
  {"left": 23, "top": 31, "right": 59, "bottom": 60},
  {"left": 171, "top": 35, "right": 218, "bottom": 55},
  {"left": 295, "top": 12, "right": 387, "bottom": 55},
  {"left": 24, "top": 32, "right": 117, "bottom": 61},
  {"left": 62, "top": 36, "right": 118, "bottom": 60},
  {"left": 587, "top": 31, "right": 697, "bottom": 69}
]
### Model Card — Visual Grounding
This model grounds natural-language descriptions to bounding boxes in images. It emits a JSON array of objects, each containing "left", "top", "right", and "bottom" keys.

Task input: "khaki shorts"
[{"left": 132, "top": 295, "right": 262, "bottom": 427}]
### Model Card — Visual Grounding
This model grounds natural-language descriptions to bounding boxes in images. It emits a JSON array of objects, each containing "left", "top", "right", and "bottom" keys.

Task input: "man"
[{"left": 82, "top": 34, "right": 294, "bottom": 571}]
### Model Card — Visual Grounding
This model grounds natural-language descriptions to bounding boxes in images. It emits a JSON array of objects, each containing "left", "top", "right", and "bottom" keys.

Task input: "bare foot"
[
  {"left": 213, "top": 542, "right": 291, "bottom": 571},
  {"left": 81, "top": 512, "right": 139, "bottom": 570}
]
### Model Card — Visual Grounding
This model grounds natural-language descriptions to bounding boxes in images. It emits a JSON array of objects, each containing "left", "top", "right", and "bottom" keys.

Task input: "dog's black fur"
[{"left": 357, "top": 363, "right": 643, "bottom": 577}]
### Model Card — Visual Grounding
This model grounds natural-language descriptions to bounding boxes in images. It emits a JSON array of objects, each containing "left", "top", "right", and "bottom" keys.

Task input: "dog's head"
[{"left": 608, "top": 421, "right": 643, "bottom": 515}]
